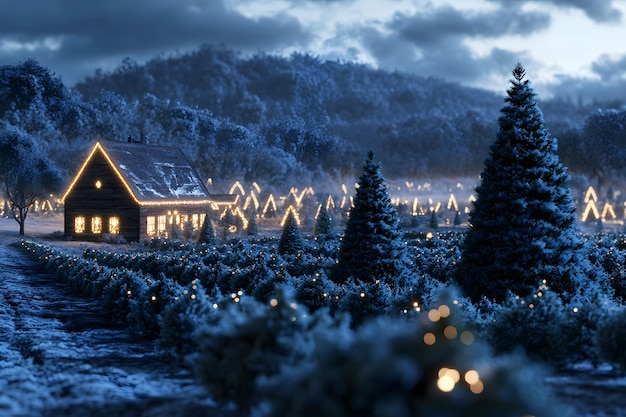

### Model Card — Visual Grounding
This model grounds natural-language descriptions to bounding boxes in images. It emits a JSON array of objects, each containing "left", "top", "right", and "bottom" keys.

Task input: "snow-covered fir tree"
[
  {"left": 313, "top": 203, "right": 333, "bottom": 238},
  {"left": 197, "top": 214, "right": 216, "bottom": 245},
  {"left": 333, "top": 151, "right": 406, "bottom": 284},
  {"left": 278, "top": 210, "right": 303, "bottom": 255},
  {"left": 456, "top": 63, "right": 583, "bottom": 303}
]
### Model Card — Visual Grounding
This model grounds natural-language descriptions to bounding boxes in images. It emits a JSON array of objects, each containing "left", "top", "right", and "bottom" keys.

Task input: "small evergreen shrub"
[
  {"left": 596, "top": 308, "right": 626, "bottom": 371},
  {"left": 190, "top": 289, "right": 330, "bottom": 412}
]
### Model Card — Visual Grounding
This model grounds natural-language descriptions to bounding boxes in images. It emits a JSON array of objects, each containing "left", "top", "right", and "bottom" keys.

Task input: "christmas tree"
[
  {"left": 313, "top": 203, "right": 334, "bottom": 238},
  {"left": 278, "top": 210, "right": 303, "bottom": 255},
  {"left": 197, "top": 214, "right": 216, "bottom": 245},
  {"left": 334, "top": 151, "right": 406, "bottom": 284},
  {"left": 456, "top": 63, "right": 581, "bottom": 302}
]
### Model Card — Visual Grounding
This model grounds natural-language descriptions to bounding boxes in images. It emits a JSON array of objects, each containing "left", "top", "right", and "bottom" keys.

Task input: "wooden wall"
[{"left": 64, "top": 150, "right": 140, "bottom": 241}]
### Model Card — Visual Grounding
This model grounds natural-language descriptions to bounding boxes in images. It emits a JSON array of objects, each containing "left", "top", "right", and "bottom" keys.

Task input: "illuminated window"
[
  {"left": 157, "top": 215, "right": 167, "bottom": 236},
  {"left": 109, "top": 217, "right": 120, "bottom": 234},
  {"left": 146, "top": 216, "right": 156, "bottom": 237},
  {"left": 95, "top": 180, "right": 102, "bottom": 189},
  {"left": 75, "top": 216, "right": 86, "bottom": 233},
  {"left": 192, "top": 214, "right": 199, "bottom": 230},
  {"left": 91, "top": 216, "right": 102, "bottom": 233}
]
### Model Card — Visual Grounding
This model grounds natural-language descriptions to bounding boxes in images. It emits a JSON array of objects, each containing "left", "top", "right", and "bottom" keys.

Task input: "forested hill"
[
  {"left": 75, "top": 45, "right": 508, "bottom": 180},
  {"left": 2, "top": 45, "right": 626, "bottom": 190}
]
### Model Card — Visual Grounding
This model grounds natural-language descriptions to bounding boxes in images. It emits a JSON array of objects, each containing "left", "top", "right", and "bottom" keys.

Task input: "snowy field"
[
  {"left": 2, "top": 215, "right": 626, "bottom": 416},
  {"left": 0, "top": 223, "right": 231, "bottom": 417}
]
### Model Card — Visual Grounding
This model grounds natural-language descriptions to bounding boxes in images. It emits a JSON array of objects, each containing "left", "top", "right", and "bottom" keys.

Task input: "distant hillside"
[
  {"left": 1, "top": 46, "right": 625, "bottom": 191},
  {"left": 75, "top": 45, "right": 508, "bottom": 179}
]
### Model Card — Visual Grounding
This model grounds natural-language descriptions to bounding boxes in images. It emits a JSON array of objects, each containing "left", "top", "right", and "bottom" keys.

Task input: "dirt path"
[{"left": 0, "top": 234, "right": 229, "bottom": 417}]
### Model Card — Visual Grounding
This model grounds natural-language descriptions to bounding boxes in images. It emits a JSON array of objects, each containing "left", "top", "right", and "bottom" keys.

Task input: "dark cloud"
[
  {"left": 591, "top": 54, "right": 626, "bottom": 82},
  {"left": 357, "top": 23, "right": 535, "bottom": 89},
  {"left": 488, "top": 0, "right": 621, "bottom": 23},
  {"left": 0, "top": 0, "right": 310, "bottom": 84},
  {"left": 390, "top": 5, "right": 550, "bottom": 46},
  {"left": 353, "top": 5, "right": 543, "bottom": 88}
]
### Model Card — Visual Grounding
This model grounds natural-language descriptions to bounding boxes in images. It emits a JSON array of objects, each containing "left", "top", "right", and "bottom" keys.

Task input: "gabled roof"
[{"left": 62, "top": 141, "right": 236, "bottom": 206}]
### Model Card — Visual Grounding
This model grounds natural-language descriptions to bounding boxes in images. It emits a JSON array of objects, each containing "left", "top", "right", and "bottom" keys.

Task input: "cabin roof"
[
  {"left": 62, "top": 141, "right": 236, "bottom": 206},
  {"left": 103, "top": 141, "right": 209, "bottom": 201}
]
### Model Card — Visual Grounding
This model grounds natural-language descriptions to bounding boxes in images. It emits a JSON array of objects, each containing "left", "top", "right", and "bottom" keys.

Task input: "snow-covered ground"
[
  {"left": 2, "top": 214, "right": 626, "bottom": 416},
  {"left": 0, "top": 231, "right": 231, "bottom": 417}
]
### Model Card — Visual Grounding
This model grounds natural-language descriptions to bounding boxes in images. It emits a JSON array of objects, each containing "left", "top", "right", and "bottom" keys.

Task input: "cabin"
[{"left": 61, "top": 140, "right": 236, "bottom": 242}]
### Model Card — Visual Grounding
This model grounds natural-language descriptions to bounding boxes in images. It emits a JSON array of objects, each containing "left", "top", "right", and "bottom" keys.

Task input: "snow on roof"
[{"left": 101, "top": 141, "right": 210, "bottom": 202}]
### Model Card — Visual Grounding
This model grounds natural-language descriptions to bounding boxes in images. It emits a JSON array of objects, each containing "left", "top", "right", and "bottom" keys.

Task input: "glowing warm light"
[
  {"left": 469, "top": 380, "right": 484, "bottom": 394},
  {"left": 95, "top": 180, "right": 102, "bottom": 189},
  {"left": 426, "top": 231, "right": 434, "bottom": 239},
  {"left": 464, "top": 370, "right": 480, "bottom": 385},
  {"left": 243, "top": 190, "right": 260, "bottom": 211},
  {"left": 359, "top": 292, "right": 365, "bottom": 298},
  {"left": 412, "top": 197, "right": 420, "bottom": 216},
  {"left": 229, "top": 181, "right": 245, "bottom": 196},
  {"left": 270, "top": 298, "right": 278, "bottom": 307},
  {"left": 423, "top": 332, "right": 436, "bottom": 345},
  {"left": 447, "top": 194, "right": 459, "bottom": 211},
  {"left": 602, "top": 203, "right": 616, "bottom": 220},
  {"left": 584, "top": 186, "right": 598, "bottom": 203},
  {"left": 444, "top": 325, "right": 458, "bottom": 339},
  {"left": 460, "top": 331, "right": 475, "bottom": 345},
  {"left": 280, "top": 205, "right": 301, "bottom": 226},
  {"left": 150, "top": 295, "right": 157, "bottom": 301},
  {"left": 437, "top": 376, "right": 455, "bottom": 392},
  {"left": 74, "top": 216, "right": 86, "bottom": 233},
  {"left": 326, "top": 195, "right": 335, "bottom": 210},
  {"left": 438, "top": 304, "right": 451, "bottom": 318},
  {"left": 573, "top": 307, "right": 579, "bottom": 313},
  {"left": 437, "top": 368, "right": 460, "bottom": 393},
  {"left": 427, "top": 309, "right": 441, "bottom": 322},
  {"left": 91, "top": 216, "right": 102, "bottom": 234},
  {"left": 109, "top": 216, "right": 120, "bottom": 234},
  {"left": 262, "top": 194, "right": 277, "bottom": 216},
  {"left": 438, "top": 368, "right": 460, "bottom": 383},
  {"left": 288, "top": 186, "right": 314, "bottom": 207}
]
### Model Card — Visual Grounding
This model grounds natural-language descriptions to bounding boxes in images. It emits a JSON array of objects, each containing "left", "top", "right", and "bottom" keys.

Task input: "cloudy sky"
[{"left": 1, "top": 0, "right": 625, "bottom": 101}]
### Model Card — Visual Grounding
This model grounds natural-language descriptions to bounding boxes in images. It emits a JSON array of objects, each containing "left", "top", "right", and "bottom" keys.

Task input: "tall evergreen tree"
[
  {"left": 334, "top": 151, "right": 406, "bottom": 284},
  {"left": 456, "top": 63, "right": 582, "bottom": 302},
  {"left": 278, "top": 210, "right": 303, "bottom": 255}
]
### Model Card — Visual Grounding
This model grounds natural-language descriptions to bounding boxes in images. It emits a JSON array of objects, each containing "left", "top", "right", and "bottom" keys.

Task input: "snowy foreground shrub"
[
  {"left": 190, "top": 289, "right": 346, "bottom": 412},
  {"left": 254, "top": 296, "right": 562, "bottom": 417}
]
